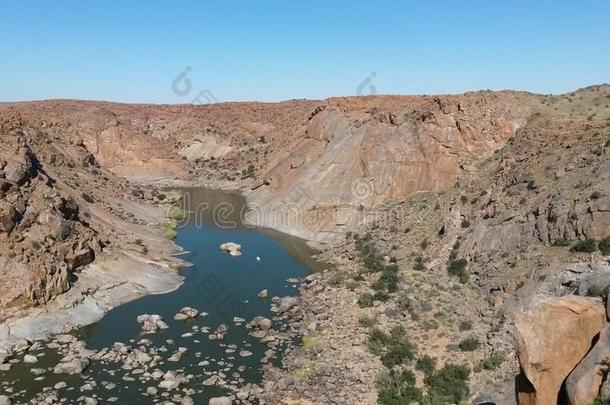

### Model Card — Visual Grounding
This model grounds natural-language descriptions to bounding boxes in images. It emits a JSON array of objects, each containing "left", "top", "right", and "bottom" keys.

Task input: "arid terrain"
[{"left": 1, "top": 84, "right": 610, "bottom": 404}]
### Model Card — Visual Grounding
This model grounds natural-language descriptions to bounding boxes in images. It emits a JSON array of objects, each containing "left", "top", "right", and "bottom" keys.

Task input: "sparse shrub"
[
  {"left": 356, "top": 239, "right": 399, "bottom": 293},
  {"left": 424, "top": 363, "right": 470, "bottom": 404},
  {"left": 458, "top": 337, "right": 480, "bottom": 352},
  {"left": 448, "top": 259, "right": 469, "bottom": 283},
  {"left": 368, "top": 326, "right": 417, "bottom": 368},
  {"left": 373, "top": 290, "right": 391, "bottom": 302},
  {"left": 552, "top": 238, "right": 572, "bottom": 247},
  {"left": 477, "top": 351, "right": 506, "bottom": 371},
  {"left": 373, "top": 266, "right": 399, "bottom": 293},
  {"left": 359, "top": 316, "right": 376, "bottom": 328},
  {"left": 586, "top": 284, "right": 609, "bottom": 297},
  {"left": 377, "top": 369, "right": 422, "bottom": 404},
  {"left": 570, "top": 239, "right": 598, "bottom": 253},
  {"left": 242, "top": 164, "right": 256, "bottom": 179},
  {"left": 420, "top": 239, "right": 429, "bottom": 250},
  {"left": 592, "top": 396, "right": 605, "bottom": 405},
  {"left": 415, "top": 355, "right": 437, "bottom": 375},
  {"left": 459, "top": 320, "right": 472, "bottom": 331},
  {"left": 413, "top": 256, "right": 426, "bottom": 271},
  {"left": 599, "top": 237, "right": 610, "bottom": 255},
  {"left": 302, "top": 333, "right": 323, "bottom": 351},
  {"left": 358, "top": 293, "right": 375, "bottom": 308},
  {"left": 461, "top": 219, "right": 471, "bottom": 228},
  {"left": 81, "top": 192, "right": 94, "bottom": 203},
  {"left": 328, "top": 271, "right": 349, "bottom": 286},
  {"left": 591, "top": 191, "right": 603, "bottom": 200},
  {"left": 169, "top": 206, "right": 186, "bottom": 221},
  {"left": 158, "top": 219, "right": 178, "bottom": 240}
]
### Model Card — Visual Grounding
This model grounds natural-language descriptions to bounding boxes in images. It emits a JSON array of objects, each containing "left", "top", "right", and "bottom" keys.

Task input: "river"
[{"left": 0, "top": 188, "right": 322, "bottom": 404}]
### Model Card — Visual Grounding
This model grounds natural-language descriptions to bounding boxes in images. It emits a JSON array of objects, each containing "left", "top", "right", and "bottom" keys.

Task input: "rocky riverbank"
[{"left": 0, "top": 118, "right": 188, "bottom": 367}]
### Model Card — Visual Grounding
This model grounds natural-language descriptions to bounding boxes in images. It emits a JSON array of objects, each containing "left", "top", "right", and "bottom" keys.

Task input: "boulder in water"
[{"left": 219, "top": 242, "right": 242, "bottom": 256}]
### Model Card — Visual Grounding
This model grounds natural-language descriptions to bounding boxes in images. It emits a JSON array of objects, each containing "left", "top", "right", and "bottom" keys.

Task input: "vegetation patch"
[
  {"left": 458, "top": 337, "right": 480, "bottom": 352},
  {"left": 415, "top": 354, "right": 437, "bottom": 375},
  {"left": 424, "top": 363, "right": 471, "bottom": 404},
  {"left": 599, "top": 236, "right": 610, "bottom": 255},
  {"left": 570, "top": 239, "right": 598, "bottom": 253},
  {"left": 377, "top": 369, "right": 422, "bottom": 404},
  {"left": 158, "top": 219, "right": 178, "bottom": 240},
  {"left": 168, "top": 206, "right": 186, "bottom": 221},
  {"left": 368, "top": 326, "right": 417, "bottom": 368},
  {"left": 302, "top": 333, "right": 324, "bottom": 351},
  {"left": 447, "top": 259, "right": 469, "bottom": 283},
  {"left": 476, "top": 351, "right": 505, "bottom": 371}
]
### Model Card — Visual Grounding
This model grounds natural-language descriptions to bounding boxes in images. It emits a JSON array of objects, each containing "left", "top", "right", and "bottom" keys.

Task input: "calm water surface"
[{"left": 0, "top": 188, "right": 322, "bottom": 403}]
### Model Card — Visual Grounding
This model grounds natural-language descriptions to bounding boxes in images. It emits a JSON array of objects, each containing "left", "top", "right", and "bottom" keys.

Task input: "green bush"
[
  {"left": 168, "top": 206, "right": 186, "bottom": 221},
  {"left": 359, "top": 316, "right": 376, "bottom": 328},
  {"left": 413, "top": 256, "right": 427, "bottom": 271},
  {"left": 552, "top": 238, "right": 572, "bottom": 247},
  {"left": 461, "top": 219, "right": 471, "bottom": 228},
  {"left": 328, "top": 271, "right": 349, "bottom": 286},
  {"left": 448, "top": 259, "right": 469, "bottom": 283},
  {"left": 424, "top": 363, "right": 470, "bottom": 404},
  {"left": 458, "top": 337, "right": 480, "bottom": 352},
  {"left": 477, "top": 351, "right": 505, "bottom": 371},
  {"left": 373, "top": 265, "right": 399, "bottom": 292},
  {"left": 358, "top": 293, "right": 375, "bottom": 308},
  {"left": 81, "top": 192, "right": 94, "bottom": 203},
  {"left": 599, "top": 237, "right": 610, "bottom": 255},
  {"left": 368, "top": 326, "right": 417, "bottom": 368},
  {"left": 377, "top": 369, "right": 422, "bottom": 404},
  {"left": 356, "top": 239, "right": 400, "bottom": 293},
  {"left": 570, "top": 239, "right": 598, "bottom": 253},
  {"left": 373, "top": 290, "right": 391, "bottom": 302},
  {"left": 415, "top": 355, "right": 437, "bottom": 375}
]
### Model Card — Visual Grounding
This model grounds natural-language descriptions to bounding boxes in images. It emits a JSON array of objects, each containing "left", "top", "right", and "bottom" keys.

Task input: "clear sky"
[{"left": 1, "top": 1, "right": 609, "bottom": 103}]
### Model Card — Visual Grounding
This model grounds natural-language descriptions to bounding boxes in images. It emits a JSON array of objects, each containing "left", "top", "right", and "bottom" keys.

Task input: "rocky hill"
[{"left": 1, "top": 84, "right": 610, "bottom": 403}]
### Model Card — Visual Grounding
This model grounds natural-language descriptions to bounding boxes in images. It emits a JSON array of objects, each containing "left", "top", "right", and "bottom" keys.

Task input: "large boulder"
[
  {"left": 515, "top": 295, "right": 606, "bottom": 404},
  {"left": 566, "top": 324, "right": 610, "bottom": 405},
  {"left": 0, "top": 202, "right": 17, "bottom": 234},
  {"left": 3, "top": 148, "right": 34, "bottom": 185},
  {"left": 53, "top": 357, "right": 89, "bottom": 375}
]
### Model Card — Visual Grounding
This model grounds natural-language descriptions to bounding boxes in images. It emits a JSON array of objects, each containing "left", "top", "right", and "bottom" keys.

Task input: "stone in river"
[{"left": 209, "top": 397, "right": 232, "bottom": 405}]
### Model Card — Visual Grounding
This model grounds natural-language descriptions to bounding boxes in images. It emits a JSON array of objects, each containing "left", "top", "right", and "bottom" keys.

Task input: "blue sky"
[{"left": 1, "top": 1, "right": 609, "bottom": 103}]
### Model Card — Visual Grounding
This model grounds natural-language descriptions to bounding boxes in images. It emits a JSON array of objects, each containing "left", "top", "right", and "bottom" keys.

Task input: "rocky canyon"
[{"left": 1, "top": 84, "right": 610, "bottom": 404}]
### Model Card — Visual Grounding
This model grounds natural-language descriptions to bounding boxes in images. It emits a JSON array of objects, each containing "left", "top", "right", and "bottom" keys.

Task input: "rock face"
[
  {"left": 566, "top": 324, "right": 610, "bottom": 405},
  {"left": 515, "top": 296, "right": 606, "bottom": 404},
  {"left": 0, "top": 130, "right": 99, "bottom": 309},
  {"left": 246, "top": 94, "right": 535, "bottom": 242}
]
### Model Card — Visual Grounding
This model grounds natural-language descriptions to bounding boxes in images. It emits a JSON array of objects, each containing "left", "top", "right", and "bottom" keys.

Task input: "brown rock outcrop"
[
  {"left": 566, "top": 324, "right": 610, "bottom": 405},
  {"left": 515, "top": 296, "right": 606, "bottom": 404}
]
